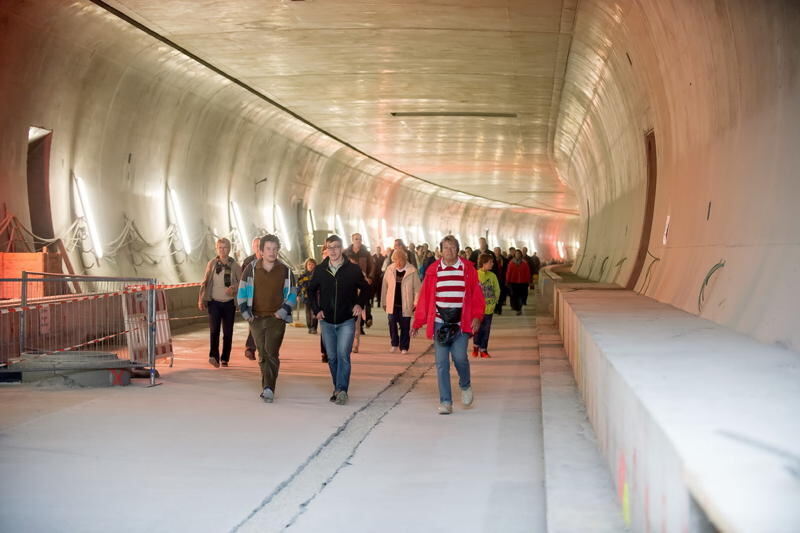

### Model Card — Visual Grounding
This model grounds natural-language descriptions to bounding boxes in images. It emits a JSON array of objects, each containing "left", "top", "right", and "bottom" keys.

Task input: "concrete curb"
[{"left": 538, "top": 317, "right": 627, "bottom": 533}]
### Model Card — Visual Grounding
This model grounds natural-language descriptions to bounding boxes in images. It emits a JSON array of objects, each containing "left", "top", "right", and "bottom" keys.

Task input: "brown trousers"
[{"left": 249, "top": 316, "right": 286, "bottom": 391}]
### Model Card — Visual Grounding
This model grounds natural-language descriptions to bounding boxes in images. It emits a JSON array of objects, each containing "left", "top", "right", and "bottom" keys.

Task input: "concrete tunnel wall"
[
  {"left": 554, "top": 0, "right": 800, "bottom": 351},
  {"left": 1, "top": 0, "right": 798, "bottom": 352},
  {"left": 0, "top": 0, "right": 577, "bottom": 288}
]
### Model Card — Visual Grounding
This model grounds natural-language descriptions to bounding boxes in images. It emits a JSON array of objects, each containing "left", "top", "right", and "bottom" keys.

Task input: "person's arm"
[
  {"left": 469, "top": 273, "right": 485, "bottom": 332},
  {"left": 412, "top": 272, "right": 422, "bottom": 309},
  {"left": 411, "top": 273, "right": 432, "bottom": 334},
  {"left": 198, "top": 261, "right": 211, "bottom": 310},
  {"left": 228, "top": 261, "right": 243, "bottom": 297},
  {"left": 308, "top": 270, "right": 322, "bottom": 317},
  {"left": 381, "top": 272, "right": 389, "bottom": 310},
  {"left": 354, "top": 267, "right": 371, "bottom": 310},
  {"left": 491, "top": 274, "right": 501, "bottom": 307},
  {"left": 275, "top": 266, "right": 298, "bottom": 323},
  {"left": 236, "top": 263, "right": 254, "bottom": 321}
]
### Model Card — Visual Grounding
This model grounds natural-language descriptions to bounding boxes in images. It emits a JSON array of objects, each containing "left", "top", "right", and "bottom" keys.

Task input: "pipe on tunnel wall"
[
  {"left": 556, "top": 0, "right": 800, "bottom": 350},
  {"left": 0, "top": 0, "right": 579, "bottom": 284}
]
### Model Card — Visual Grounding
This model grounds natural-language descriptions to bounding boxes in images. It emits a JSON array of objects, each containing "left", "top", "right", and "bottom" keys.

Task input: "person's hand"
[
  {"left": 225, "top": 286, "right": 235, "bottom": 297},
  {"left": 471, "top": 318, "right": 481, "bottom": 333},
  {"left": 316, "top": 311, "right": 325, "bottom": 320},
  {"left": 198, "top": 302, "right": 206, "bottom": 311},
  {"left": 411, "top": 328, "right": 419, "bottom": 337},
  {"left": 352, "top": 304, "right": 363, "bottom": 317}
]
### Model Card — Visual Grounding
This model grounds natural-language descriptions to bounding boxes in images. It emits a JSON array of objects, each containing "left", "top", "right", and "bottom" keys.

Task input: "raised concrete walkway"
[{"left": 556, "top": 289, "right": 800, "bottom": 533}]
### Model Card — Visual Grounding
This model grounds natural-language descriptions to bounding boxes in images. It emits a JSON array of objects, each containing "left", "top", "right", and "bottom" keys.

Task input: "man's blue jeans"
[
  {"left": 434, "top": 323, "right": 471, "bottom": 405},
  {"left": 320, "top": 318, "right": 356, "bottom": 392}
]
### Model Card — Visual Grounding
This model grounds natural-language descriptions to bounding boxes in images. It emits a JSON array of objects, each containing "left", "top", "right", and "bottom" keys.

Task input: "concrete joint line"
[{"left": 232, "top": 344, "right": 435, "bottom": 533}]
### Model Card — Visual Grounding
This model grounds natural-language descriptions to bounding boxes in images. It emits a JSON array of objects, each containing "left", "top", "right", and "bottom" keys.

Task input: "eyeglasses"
[{"left": 327, "top": 244, "right": 342, "bottom": 250}]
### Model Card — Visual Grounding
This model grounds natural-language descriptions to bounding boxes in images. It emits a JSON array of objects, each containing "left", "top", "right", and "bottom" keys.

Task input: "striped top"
[{"left": 435, "top": 257, "right": 465, "bottom": 322}]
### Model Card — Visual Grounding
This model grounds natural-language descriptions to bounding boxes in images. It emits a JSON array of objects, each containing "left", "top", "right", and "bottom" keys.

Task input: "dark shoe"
[
  {"left": 244, "top": 350, "right": 256, "bottom": 360},
  {"left": 516, "top": 310, "right": 522, "bottom": 316},
  {"left": 221, "top": 361, "right": 229, "bottom": 367},
  {"left": 321, "top": 354, "right": 328, "bottom": 363},
  {"left": 330, "top": 390, "right": 338, "bottom": 402},
  {"left": 208, "top": 358, "right": 220, "bottom": 368},
  {"left": 308, "top": 329, "right": 315, "bottom": 334},
  {"left": 366, "top": 319, "right": 373, "bottom": 328}
]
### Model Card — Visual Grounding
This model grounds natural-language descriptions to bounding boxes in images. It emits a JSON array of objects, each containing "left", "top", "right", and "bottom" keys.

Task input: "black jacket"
[{"left": 308, "top": 258, "right": 370, "bottom": 324}]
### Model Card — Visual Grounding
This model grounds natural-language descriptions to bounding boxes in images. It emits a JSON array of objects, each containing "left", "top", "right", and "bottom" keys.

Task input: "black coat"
[{"left": 308, "top": 258, "right": 370, "bottom": 324}]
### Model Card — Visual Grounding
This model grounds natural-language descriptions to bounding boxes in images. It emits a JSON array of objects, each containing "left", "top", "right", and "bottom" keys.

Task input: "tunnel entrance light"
[
  {"left": 168, "top": 187, "right": 192, "bottom": 254},
  {"left": 557, "top": 241, "right": 566, "bottom": 259},
  {"left": 231, "top": 201, "right": 249, "bottom": 253},
  {"left": 275, "top": 205, "right": 292, "bottom": 252},
  {"left": 74, "top": 175, "right": 103, "bottom": 259},
  {"left": 307, "top": 209, "right": 316, "bottom": 233}
]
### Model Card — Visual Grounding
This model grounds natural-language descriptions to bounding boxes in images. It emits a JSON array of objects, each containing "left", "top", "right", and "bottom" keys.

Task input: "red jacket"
[
  {"left": 412, "top": 258, "right": 485, "bottom": 339},
  {"left": 505, "top": 260, "right": 531, "bottom": 284}
]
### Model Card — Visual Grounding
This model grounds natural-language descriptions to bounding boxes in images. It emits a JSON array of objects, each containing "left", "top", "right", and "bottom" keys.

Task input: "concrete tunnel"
[{"left": 0, "top": 0, "right": 798, "bottom": 532}]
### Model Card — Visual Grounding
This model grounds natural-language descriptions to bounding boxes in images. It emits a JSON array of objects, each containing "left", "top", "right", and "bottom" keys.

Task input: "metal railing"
[{"left": 0, "top": 272, "right": 167, "bottom": 385}]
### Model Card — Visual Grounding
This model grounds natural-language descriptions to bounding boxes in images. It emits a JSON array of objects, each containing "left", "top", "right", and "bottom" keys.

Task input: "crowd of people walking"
[{"left": 198, "top": 232, "right": 549, "bottom": 413}]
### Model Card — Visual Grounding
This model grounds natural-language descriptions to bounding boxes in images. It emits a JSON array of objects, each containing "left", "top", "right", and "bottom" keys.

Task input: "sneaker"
[
  {"left": 244, "top": 350, "right": 256, "bottom": 361},
  {"left": 366, "top": 319, "right": 373, "bottom": 328},
  {"left": 221, "top": 361, "right": 229, "bottom": 367},
  {"left": 330, "top": 390, "right": 338, "bottom": 402},
  {"left": 461, "top": 386, "right": 473, "bottom": 407},
  {"left": 308, "top": 329, "right": 315, "bottom": 334},
  {"left": 516, "top": 310, "right": 522, "bottom": 316},
  {"left": 208, "top": 358, "right": 220, "bottom": 368},
  {"left": 260, "top": 388, "right": 274, "bottom": 403},
  {"left": 438, "top": 402, "right": 453, "bottom": 415},
  {"left": 390, "top": 346, "right": 398, "bottom": 353},
  {"left": 335, "top": 390, "right": 348, "bottom": 405},
  {"left": 401, "top": 349, "right": 408, "bottom": 354},
  {"left": 472, "top": 346, "right": 479, "bottom": 358},
  {"left": 321, "top": 354, "right": 328, "bottom": 363},
  {"left": 480, "top": 351, "right": 491, "bottom": 358}
]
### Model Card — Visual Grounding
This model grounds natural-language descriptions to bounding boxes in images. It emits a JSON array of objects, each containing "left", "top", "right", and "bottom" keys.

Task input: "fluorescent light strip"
[
  {"left": 168, "top": 188, "right": 192, "bottom": 254},
  {"left": 275, "top": 205, "right": 292, "bottom": 252},
  {"left": 74, "top": 176, "right": 103, "bottom": 258},
  {"left": 390, "top": 112, "right": 517, "bottom": 118},
  {"left": 231, "top": 201, "right": 249, "bottom": 251}
]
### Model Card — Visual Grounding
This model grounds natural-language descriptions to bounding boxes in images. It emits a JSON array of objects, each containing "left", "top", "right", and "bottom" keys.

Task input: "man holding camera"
[
  {"left": 412, "top": 235, "right": 485, "bottom": 414},
  {"left": 198, "top": 238, "right": 242, "bottom": 368}
]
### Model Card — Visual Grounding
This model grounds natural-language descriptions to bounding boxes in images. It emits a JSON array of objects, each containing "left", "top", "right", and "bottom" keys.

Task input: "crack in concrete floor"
[{"left": 232, "top": 344, "right": 435, "bottom": 532}]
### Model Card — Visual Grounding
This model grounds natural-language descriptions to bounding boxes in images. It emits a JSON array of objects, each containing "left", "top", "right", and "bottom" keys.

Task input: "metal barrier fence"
[{"left": 0, "top": 272, "right": 168, "bottom": 385}]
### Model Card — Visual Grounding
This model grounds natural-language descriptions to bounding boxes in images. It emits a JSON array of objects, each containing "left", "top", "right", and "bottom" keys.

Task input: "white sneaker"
[
  {"left": 438, "top": 403, "right": 453, "bottom": 415},
  {"left": 260, "top": 388, "right": 274, "bottom": 403},
  {"left": 461, "top": 386, "right": 473, "bottom": 407},
  {"left": 401, "top": 349, "right": 408, "bottom": 354},
  {"left": 390, "top": 346, "right": 397, "bottom": 353}
]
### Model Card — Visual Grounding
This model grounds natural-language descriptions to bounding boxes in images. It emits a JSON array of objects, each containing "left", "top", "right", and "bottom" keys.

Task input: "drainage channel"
[{"left": 232, "top": 344, "right": 435, "bottom": 533}]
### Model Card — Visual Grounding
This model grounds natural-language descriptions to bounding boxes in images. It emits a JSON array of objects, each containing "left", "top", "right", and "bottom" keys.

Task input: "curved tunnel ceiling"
[{"left": 101, "top": 0, "right": 580, "bottom": 215}]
